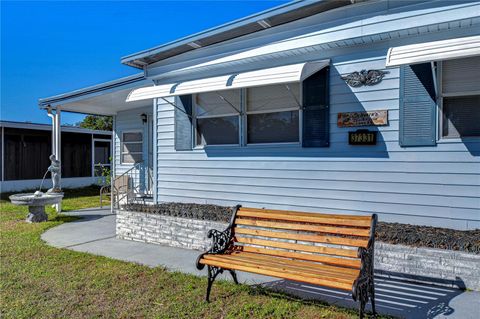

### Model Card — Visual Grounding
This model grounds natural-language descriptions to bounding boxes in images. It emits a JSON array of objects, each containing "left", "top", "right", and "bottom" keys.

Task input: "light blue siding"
[
  {"left": 154, "top": 56, "right": 479, "bottom": 229},
  {"left": 152, "top": 1, "right": 480, "bottom": 230}
]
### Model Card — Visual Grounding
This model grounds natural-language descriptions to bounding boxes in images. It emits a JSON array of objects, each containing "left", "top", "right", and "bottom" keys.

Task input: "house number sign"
[
  {"left": 349, "top": 130, "right": 377, "bottom": 145},
  {"left": 337, "top": 110, "right": 388, "bottom": 127}
]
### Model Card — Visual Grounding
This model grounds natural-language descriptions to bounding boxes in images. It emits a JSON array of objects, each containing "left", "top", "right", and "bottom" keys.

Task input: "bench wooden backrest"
[{"left": 232, "top": 207, "right": 375, "bottom": 269}]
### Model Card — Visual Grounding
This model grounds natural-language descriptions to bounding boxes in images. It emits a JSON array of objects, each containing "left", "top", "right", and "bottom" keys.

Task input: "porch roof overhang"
[
  {"left": 126, "top": 60, "right": 329, "bottom": 102},
  {"left": 385, "top": 35, "right": 480, "bottom": 67},
  {"left": 38, "top": 73, "right": 154, "bottom": 115}
]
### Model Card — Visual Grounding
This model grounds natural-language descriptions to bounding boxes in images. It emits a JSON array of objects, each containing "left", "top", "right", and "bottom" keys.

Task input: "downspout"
[
  {"left": 47, "top": 106, "right": 62, "bottom": 212},
  {"left": 47, "top": 106, "right": 56, "bottom": 159}
]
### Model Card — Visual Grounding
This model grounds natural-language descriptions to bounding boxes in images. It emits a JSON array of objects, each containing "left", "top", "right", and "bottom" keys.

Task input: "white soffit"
[
  {"left": 126, "top": 60, "right": 329, "bottom": 102},
  {"left": 385, "top": 35, "right": 480, "bottom": 67}
]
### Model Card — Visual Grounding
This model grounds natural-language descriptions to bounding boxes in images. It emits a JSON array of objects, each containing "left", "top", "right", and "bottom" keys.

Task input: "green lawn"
[{"left": 0, "top": 186, "right": 379, "bottom": 318}]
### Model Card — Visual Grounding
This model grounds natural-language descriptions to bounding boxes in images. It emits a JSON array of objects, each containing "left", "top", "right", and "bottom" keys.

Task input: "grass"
[{"left": 0, "top": 186, "right": 382, "bottom": 318}]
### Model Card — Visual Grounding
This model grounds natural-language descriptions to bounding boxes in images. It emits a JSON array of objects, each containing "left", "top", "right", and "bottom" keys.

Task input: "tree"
[{"left": 78, "top": 115, "right": 112, "bottom": 131}]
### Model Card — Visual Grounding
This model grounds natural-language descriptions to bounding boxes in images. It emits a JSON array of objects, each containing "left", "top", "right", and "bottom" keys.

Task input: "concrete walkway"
[{"left": 42, "top": 208, "right": 480, "bottom": 319}]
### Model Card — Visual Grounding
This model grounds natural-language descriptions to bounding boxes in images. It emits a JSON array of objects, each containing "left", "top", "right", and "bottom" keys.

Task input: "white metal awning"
[
  {"left": 126, "top": 60, "right": 329, "bottom": 102},
  {"left": 385, "top": 35, "right": 480, "bottom": 67}
]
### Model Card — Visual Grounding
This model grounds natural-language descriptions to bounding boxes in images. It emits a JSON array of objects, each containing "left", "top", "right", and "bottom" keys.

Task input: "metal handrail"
[{"left": 107, "top": 161, "right": 145, "bottom": 211}]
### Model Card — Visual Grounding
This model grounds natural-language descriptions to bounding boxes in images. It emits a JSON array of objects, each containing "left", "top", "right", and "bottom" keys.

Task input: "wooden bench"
[{"left": 196, "top": 205, "right": 377, "bottom": 318}]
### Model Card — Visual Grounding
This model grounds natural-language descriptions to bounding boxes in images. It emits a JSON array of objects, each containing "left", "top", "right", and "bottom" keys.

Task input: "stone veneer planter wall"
[
  {"left": 116, "top": 210, "right": 227, "bottom": 251},
  {"left": 116, "top": 210, "right": 480, "bottom": 291}
]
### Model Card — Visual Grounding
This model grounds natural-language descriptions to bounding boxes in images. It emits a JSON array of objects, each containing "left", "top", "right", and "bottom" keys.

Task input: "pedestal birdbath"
[
  {"left": 9, "top": 192, "right": 64, "bottom": 222},
  {"left": 9, "top": 154, "right": 64, "bottom": 223}
]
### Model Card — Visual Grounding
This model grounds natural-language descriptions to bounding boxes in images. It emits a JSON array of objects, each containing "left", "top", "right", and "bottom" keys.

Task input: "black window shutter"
[
  {"left": 302, "top": 66, "right": 330, "bottom": 147},
  {"left": 399, "top": 63, "right": 437, "bottom": 147},
  {"left": 174, "top": 95, "right": 193, "bottom": 151}
]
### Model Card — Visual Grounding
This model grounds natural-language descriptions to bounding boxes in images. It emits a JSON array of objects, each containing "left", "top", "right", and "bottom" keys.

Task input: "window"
[
  {"left": 195, "top": 90, "right": 240, "bottom": 146},
  {"left": 121, "top": 132, "right": 143, "bottom": 164},
  {"left": 441, "top": 56, "right": 480, "bottom": 138},
  {"left": 246, "top": 83, "right": 300, "bottom": 144}
]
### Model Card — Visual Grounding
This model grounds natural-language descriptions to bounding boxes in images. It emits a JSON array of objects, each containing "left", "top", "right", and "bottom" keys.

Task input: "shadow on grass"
[
  {"left": 52, "top": 215, "right": 81, "bottom": 223},
  {"left": 1, "top": 185, "right": 101, "bottom": 201}
]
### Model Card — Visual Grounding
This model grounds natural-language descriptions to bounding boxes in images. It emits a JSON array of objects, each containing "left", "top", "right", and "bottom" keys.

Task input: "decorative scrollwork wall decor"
[{"left": 341, "top": 69, "right": 389, "bottom": 87}]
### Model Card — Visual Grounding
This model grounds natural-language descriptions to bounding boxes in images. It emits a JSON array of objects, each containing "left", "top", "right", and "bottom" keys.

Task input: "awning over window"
[
  {"left": 385, "top": 35, "right": 480, "bottom": 67},
  {"left": 126, "top": 60, "right": 329, "bottom": 102}
]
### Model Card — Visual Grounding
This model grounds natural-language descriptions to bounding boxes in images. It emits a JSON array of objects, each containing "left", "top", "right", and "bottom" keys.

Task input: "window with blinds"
[
  {"left": 121, "top": 132, "right": 143, "bottom": 164},
  {"left": 246, "top": 83, "right": 301, "bottom": 144},
  {"left": 195, "top": 90, "right": 240, "bottom": 146},
  {"left": 441, "top": 56, "right": 480, "bottom": 138}
]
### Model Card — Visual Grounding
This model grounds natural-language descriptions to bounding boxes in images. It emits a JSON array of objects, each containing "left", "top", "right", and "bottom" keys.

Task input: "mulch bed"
[
  {"left": 376, "top": 222, "right": 480, "bottom": 254},
  {"left": 123, "top": 202, "right": 233, "bottom": 223},
  {"left": 123, "top": 203, "right": 480, "bottom": 254}
]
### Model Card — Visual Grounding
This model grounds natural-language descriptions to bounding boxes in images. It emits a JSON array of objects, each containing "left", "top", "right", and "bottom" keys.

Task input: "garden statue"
[{"left": 47, "top": 154, "right": 62, "bottom": 193}]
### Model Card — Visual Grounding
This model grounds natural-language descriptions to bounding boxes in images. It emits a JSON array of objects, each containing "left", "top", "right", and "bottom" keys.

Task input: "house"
[
  {"left": 39, "top": 0, "right": 479, "bottom": 230},
  {"left": 0, "top": 121, "right": 111, "bottom": 193}
]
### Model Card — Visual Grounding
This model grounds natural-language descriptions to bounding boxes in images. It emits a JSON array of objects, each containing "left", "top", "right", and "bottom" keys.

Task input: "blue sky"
[{"left": 1, "top": 0, "right": 287, "bottom": 125}]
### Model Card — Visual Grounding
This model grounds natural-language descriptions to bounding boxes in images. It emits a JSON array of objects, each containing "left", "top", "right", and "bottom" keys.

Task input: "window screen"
[
  {"left": 94, "top": 141, "right": 111, "bottom": 164},
  {"left": 122, "top": 132, "right": 142, "bottom": 164},
  {"left": 195, "top": 90, "right": 240, "bottom": 146},
  {"left": 441, "top": 57, "right": 480, "bottom": 138},
  {"left": 442, "top": 95, "right": 480, "bottom": 138},
  {"left": 247, "top": 83, "right": 300, "bottom": 113},
  {"left": 246, "top": 83, "right": 300, "bottom": 144},
  {"left": 248, "top": 111, "right": 299, "bottom": 144},
  {"left": 442, "top": 56, "right": 480, "bottom": 95},
  {"left": 196, "top": 90, "right": 240, "bottom": 117},
  {"left": 197, "top": 116, "right": 239, "bottom": 145}
]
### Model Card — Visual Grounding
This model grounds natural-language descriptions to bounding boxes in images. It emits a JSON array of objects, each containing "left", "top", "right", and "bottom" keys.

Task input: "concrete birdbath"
[{"left": 9, "top": 191, "right": 64, "bottom": 222}]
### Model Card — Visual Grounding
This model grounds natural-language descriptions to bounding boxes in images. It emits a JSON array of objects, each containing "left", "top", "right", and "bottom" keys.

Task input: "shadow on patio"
[{"left": 261, "top": 271, "right": 468, "bottom": 319}]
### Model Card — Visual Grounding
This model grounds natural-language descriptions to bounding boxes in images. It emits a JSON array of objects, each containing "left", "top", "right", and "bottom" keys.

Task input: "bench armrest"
[{"left": 196, "top": 205, "right": 242, "bottom": 270}]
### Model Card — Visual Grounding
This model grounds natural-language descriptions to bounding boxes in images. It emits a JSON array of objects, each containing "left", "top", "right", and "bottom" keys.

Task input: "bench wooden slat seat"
[{"left": 196, "top": 205, "right": 377, "bottom": 319}]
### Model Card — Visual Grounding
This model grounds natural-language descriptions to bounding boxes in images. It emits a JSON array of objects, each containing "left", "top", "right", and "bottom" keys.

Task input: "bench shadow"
[{"left": 259, "top": 271, "right": 466, "bottom": 319}]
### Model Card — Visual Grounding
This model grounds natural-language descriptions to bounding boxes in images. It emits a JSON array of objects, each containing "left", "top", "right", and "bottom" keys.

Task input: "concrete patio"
[{"left": 42, "top": 208, "right": 480, "bottom": 319}]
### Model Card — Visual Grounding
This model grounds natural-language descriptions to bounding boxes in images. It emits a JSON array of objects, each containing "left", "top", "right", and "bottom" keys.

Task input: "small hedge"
[{"left": 123, "top": 203, "right": 479, "bottom": 254}]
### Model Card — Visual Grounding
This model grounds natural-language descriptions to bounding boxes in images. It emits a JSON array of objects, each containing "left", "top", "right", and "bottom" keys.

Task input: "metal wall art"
[{"left": 341, "top": 70, "right": 389, "bottom": 87}]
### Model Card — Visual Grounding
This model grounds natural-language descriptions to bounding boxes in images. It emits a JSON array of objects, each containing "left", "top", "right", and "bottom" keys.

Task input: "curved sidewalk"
[{"left": 42, "top": 208, "right": 480, "bottom": 319}]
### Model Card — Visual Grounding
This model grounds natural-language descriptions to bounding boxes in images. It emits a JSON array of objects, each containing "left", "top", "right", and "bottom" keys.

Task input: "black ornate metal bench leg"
[
  {"left": 206, "top": 266, "right": 223, "bottom": 302},
  {"left": 229, "top": 270, "right": 239, "bottom": 284},
  {"left": 359, "top": 298, "right": 366, "bottom": 319},
  {"left": 370, "top": 282, "right": 376, "bottom": 317}
]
